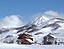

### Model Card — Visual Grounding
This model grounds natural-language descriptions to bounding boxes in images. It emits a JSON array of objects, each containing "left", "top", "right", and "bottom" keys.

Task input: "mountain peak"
[{"left": 32, "top": 15, "right": 49, "bottom": 26}]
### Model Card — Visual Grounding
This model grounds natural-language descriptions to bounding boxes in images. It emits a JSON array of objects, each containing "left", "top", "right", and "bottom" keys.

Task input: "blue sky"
[{"left": 0, "top": 0, "right": 64, "bottom": 24}]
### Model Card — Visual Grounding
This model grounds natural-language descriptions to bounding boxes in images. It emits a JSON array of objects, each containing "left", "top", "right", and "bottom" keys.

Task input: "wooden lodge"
[{"left": 16, "top": 33, "right": 33, "bottom": 45}]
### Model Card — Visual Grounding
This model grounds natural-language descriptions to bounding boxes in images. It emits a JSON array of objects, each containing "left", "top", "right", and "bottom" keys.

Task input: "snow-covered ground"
[{"left": 0, "top": 43, "right": 64, "bottom": 49}]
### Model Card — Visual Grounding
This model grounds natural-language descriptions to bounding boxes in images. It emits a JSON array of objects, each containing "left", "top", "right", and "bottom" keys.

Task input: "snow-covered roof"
[{"left": 50, "top": 35, "right": 57, "bottom": 38}]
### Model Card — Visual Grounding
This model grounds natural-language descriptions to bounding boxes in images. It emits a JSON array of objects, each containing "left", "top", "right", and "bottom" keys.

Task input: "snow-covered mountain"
[
  {"left": 0, "top": 15, "right": 64, "bottom": 44},
  {"left": 23, "top": 16, "right": 64, "bottom": 34}
]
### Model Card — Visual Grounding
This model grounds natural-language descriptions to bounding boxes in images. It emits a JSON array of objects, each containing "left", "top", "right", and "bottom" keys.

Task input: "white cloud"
[
  {"left": 44, "top": 10, "right": 64, "bottom": 17},
  {"left": 0, "top": 15, "right": 23, "bottom": 28},
  {"left": 44, "top": 10, "right": 59, "bottom": 16}
]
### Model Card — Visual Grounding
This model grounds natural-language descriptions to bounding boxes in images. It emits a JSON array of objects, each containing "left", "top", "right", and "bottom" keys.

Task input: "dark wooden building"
[{"left": 43, "top": 34, "right": 57, "bottom": 45}]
